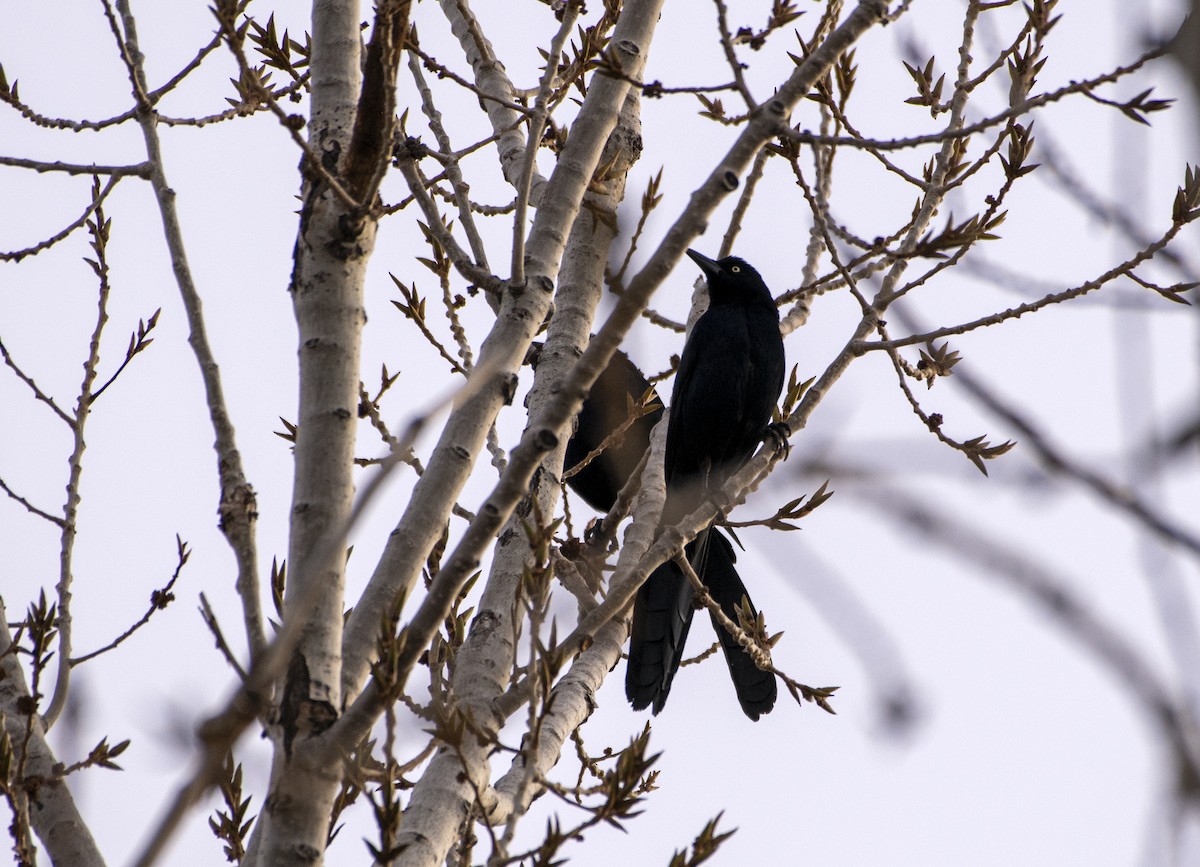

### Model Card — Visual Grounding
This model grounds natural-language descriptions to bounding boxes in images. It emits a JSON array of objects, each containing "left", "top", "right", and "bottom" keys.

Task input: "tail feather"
[
  {"left": 625, "top": 559, "right": 696, "bottom": 713},
  {"left": 625, "top": 530, "right": 776, "bottom": 719},
  {"left": 697, "top": 530, "right": 777, "bottom": 720}
]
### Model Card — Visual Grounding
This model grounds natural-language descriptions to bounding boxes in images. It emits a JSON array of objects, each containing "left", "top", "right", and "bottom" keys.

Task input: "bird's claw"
[{"left": 764, "top": 422, "right": 791, "bottom": 460}]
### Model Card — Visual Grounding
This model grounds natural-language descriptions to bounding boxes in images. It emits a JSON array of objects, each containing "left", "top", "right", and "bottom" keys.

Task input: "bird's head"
[{"left": 686, "top": 249, "right": 774, "bottom": 307}]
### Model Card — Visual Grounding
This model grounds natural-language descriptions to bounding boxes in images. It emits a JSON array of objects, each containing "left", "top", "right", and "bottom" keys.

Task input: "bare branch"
[
  {"left": 512, "top": 2, "right": 581, "bottom": 283},
  {"left": 955, "top": 366, "right": 1200, "bottom": 561},
  {"left": 0, "top": 338, "right": 72, "bottom": 424},
  {"left": 0, "top": 157, "right": 149, "bottom": 177},
  {"left": 853, "top": 483, "right": 1200, "bottom": 778},
  {"left": 44, "top": 185, "right": 116, "bottom": 729},
  {"left": 113, "top": 0, "right": 267, "bottom": 666},
  {"left": 0, "top": 174, "right": 123, "bottom": 263},
  {"left": 0, "top": 476, "right": 64, "bottom": 527},
  {"left": 70, "top": 536, "right": 189, "bottom": 666}
]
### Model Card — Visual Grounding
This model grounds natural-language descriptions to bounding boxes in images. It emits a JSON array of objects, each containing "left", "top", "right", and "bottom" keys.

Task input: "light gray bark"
[
  {"left": 389, "top": 83, "right": 646, "bottom": 867},
  {"left": 247, "top": 0, "right": 373, "bottom": 862},
  {"left": 0, "top": 601, "right": 105, "bottom": 867},
  {"left": 338, "top": 0, "right": 662, "bottom": 713},
  {"left": 437, "top": 0, "right": 548, "bottom": 200},
  {"left": 491, "top": 418, "right": 667, "bottom": 823}
]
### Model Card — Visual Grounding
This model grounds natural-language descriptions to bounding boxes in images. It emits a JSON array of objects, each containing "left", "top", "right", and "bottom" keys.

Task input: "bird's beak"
[{"left": 686, "top": 248, "right": 721, "bottom": 281}]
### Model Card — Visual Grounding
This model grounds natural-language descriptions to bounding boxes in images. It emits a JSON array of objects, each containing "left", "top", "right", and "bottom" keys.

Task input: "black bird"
[
  {"left": 625, "top": 249, "right": 785, "bottom": 720},
  {"left": 563, "top": 350, "right": 663, "bottom": 513},
  {"left": 563, "top": 341, "right": 777, "bottom": 718}
]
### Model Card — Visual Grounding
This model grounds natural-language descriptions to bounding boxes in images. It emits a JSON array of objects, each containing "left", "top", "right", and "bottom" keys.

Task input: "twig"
[
  {"left": 859, "top": 218, "right": 1190, "bottom": 352},
  {"left": 211, "top": 3, "right": 361, "bottom": 211},
  {"left": 89, "top": 308, "right": 160, "bottom": 403},
  {"left": 394, "top": 154, "right": 500, "bottom": 289},
  {"left": 112, "top": 0, "right": 267, "bottom": 668},
  {"left": 44, "top": 179, "right": 116, "bottom": 730},
  {"left": 408, "top": 50, "right": 490, "bottom": 270},
  {"left": 674, "top": 554, "right": 829, "bottom": 711},
  {"left": 719, "top": 148, "right": 768, "bottom": 257},
  {"left": 405, "top": 38, "right": 533, "bottom": 116},
  {"left": 147, "top": 29, "right": 226, "bottom": 102},
  {"left": 390, "top": 276, "right": 470, "bottom": 376},
  {"left": 157, "top": 77, "right": 310, "bottom": 127},
  {"left": 0, "top": 88, "right": 139, "bottom": 132},
  {"left": 512, "top": 2, "right": 580, "bottom": 284},
  {"left": 0, "top": 476, "right": 64, "bottom": 527},
  {"left": 712, "top": 0, "right": 756, "bottom": 108},
  {"left": 0, "top": 174, "right": 123, "bottom": 262},
  {"left": 198, "top": 593, "right": 248, "bottom": 681},
  {"left": 0, "top": 25, "right": 226, "bottom": 132},
  {"left": 0, "top": 338, "right": 72, "bottom": 424},
  {"left": 561, "top": 394, "right": 659, "bottom": 482},
  {"left": 0, "top": 156, "right": 149, "bottom": 177},
  {"left": 780, "top": 43, "right": 1169, "bottom": 153},
  {"left": 676, "top": 556, "right": 773, "bottom": 674},
  {"left": 71, "top": 536, "right": 189, "bottom": 666}
]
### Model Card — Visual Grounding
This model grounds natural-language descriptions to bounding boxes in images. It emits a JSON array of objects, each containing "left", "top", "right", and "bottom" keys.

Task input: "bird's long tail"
[
  {"left": 625, "top": 556, "right": 695, "bottom": 715},
  {"left": 625, "top": 529, "right": 776, "bottom": 719},
  {"left": 697, "top": 529, "right": 777, "bottom": 720}
]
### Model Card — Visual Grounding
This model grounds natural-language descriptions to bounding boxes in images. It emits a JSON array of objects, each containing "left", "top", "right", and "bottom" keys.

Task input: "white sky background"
[{"left": 2, "top": 1, "right": 1200, "bottom": 865}]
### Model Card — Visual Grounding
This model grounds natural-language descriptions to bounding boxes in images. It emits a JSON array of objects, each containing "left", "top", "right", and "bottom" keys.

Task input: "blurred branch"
[
  {"left": 851, "top": 482, "right": 1200, "bottom": 781},
  {"left": 777, "top": 532, "right": 921, "bottom": 734},
  {"left": 956, "top": 365, "right": 1200, "bottom": 561},
  {"left": 1036, "top": 133, "right": 1197, "bottom": 275}
]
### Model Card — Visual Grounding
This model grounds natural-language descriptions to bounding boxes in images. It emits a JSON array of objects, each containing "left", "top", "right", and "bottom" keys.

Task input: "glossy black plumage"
[
  {"left": 696, "top": 530, "right": 777, "bottom": 716},
  {"left": 562, "top": 339, "right": 780, "bottom": 717},
  {"left": 558, "top": 254, "right": 783, "bottom": 719},
  {"left": 563, "top": 350, "right": 663, "bottom": 513},
  {"left": 625, "top": 250, "right": 784, "bottom": 720}
]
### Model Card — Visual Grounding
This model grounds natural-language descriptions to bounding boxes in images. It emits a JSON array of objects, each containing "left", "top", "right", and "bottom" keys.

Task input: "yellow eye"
[{"left": 731, "top": 265, "right": 741, "bottom": 273}]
